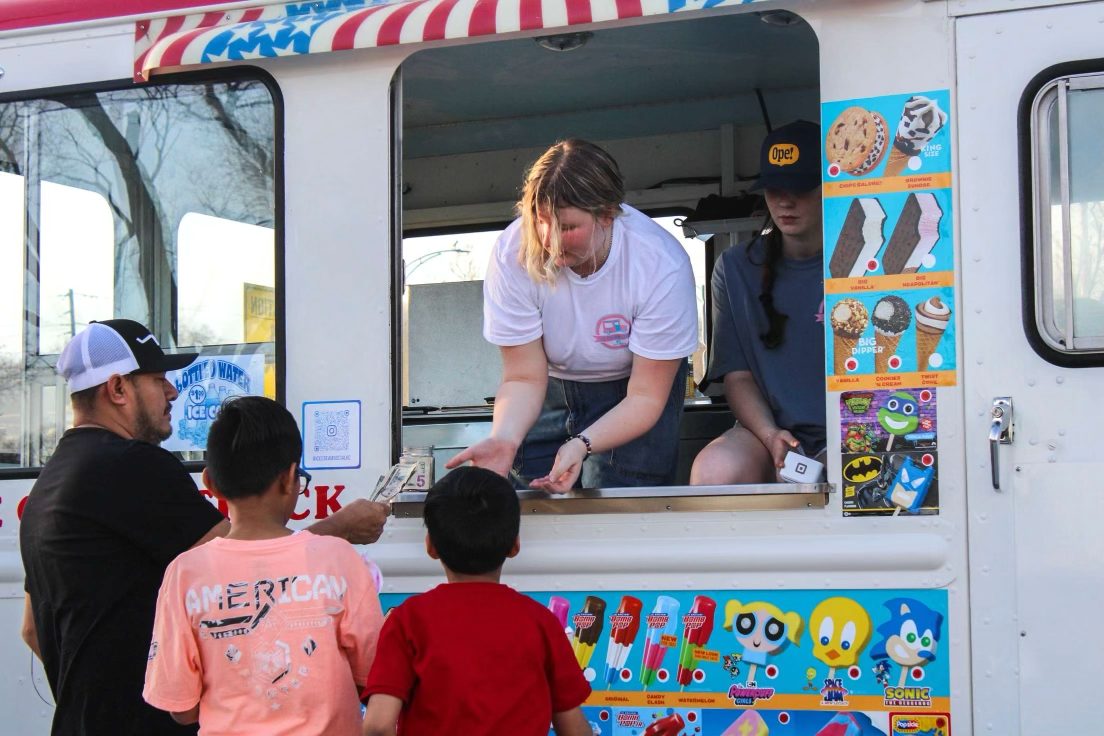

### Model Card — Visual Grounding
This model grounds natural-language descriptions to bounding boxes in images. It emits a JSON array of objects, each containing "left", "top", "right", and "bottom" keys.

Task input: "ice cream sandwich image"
[
  {"left": 882, "top": 192, "right": 943, "bottom": 275},
  {"left": 915, "top": 296, "right": 952, "bottom": 371},
  {"left": 829, "top": 197, "right": 886, "bottom": 278},
  {"left": 871, "top": 295, "right": 911, "bottom": 373},
  {"left": 884, "top": 95, "right": 949, "bottom": 177}
]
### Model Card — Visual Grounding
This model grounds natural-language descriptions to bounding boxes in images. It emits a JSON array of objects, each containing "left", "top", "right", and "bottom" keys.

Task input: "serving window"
[
  {"left": 0, "top": 72, "right": 280, "bottom": 471},
  {"left": 396, "top": 9, "right": 825, "bottom": 504}
]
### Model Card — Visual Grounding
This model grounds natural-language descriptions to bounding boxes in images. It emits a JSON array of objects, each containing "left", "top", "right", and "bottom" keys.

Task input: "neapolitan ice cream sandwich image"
[
  {"left": 829, "top": 197, "right": 886, "bottom": 279},
  {"left": 915, "top": 296, "right": 952, "bottom": 371},
  {"left": 871, "top": 295, "right": 911, "bottom": 373},
  {"left": 882, "top": 192, "right": 943, "bottom": 275},
  {"left": 830, "top": 298, "right": 869, "bottom": 375},
  {"left": 826, "top": 106, "right": 888, "bottom": 177},
  {"left": 884, "top": 95, "right": 949, "bottom": 176}
]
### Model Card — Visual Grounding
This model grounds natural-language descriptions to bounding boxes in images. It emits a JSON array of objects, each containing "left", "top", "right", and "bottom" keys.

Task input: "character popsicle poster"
[
  {"left": 821, "top": 90, "right": 957, "bottom": 392},
  {"left": 840, "top": 389, "right": 940, "bottom": 516},
  {"left": 376, "top": 588, "right": 951, "bottom": 736}
]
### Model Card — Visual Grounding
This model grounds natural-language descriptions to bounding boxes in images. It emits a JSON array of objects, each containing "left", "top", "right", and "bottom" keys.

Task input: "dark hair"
[
  {"left": 423, "top": 466, "right": 520, "bottom": 575},
  {"left": 748, "top": 215, "right": 788, "bottom": 349},
  {"left": 205, "top": 396, "right": 303, "bottom": 500},
  {"left": 69, "top": 385, "right": 99, "bottom": 413}
]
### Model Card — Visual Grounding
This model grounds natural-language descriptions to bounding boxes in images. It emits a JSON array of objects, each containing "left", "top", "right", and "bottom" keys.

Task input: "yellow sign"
[
  {"left": 243, "top": 283, "right": 275, "bottom": 343},
  {"left": 243, "top": 283, "right": 276, "bottom": 399},
  {"left": 769, "top": 143, "right": 799, "bottom": 166}
]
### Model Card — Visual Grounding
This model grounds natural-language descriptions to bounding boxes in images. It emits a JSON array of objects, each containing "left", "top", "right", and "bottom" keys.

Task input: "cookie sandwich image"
[
  {"left": 829, "top": 197, "right": 886, "bottom": 278},
  {"left": 830, "top": 298, "right": 869, "bottom": 374},
  {"left": 882, "top": 192, "right": 943, "bottom": 275},
  {"left": 871, "top": 295, "right": 911, "bottom": 373},
  {"left": 884, "top": 95, "right": 949, "bottom": 177},
  {"left": 915, "top": 296, "right": 951, "bottom": 371},
  {"left": 826, "top": 106, "right": 888, "bottom": 177}
]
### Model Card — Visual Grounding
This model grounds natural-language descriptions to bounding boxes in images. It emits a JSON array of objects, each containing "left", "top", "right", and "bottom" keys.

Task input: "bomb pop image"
[
  {"left": 643, "top": 713, "right": 685, "bottom": 736},
  {"left": 572, "top": 595, "right": 606, "bottom": 669},
  {"left": 676, "top": 595, "right": 717, "bottom": 690},
  {"left": 548, "top": 596, "right": 570, "bottom": 633},
  {"left": 603, "top": 596, "right": 643, "bottom": 690},
  {"left": 640, "top": 596, "right": 681, "bottom": 690}
]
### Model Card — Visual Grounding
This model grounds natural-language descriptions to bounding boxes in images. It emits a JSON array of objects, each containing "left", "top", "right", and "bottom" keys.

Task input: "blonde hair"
[
  {"left": 517, "top": 139, "right": 625, "bottom": 285},
  {"left": 722, "top": 599, "right": 805, "bottom": 645}
]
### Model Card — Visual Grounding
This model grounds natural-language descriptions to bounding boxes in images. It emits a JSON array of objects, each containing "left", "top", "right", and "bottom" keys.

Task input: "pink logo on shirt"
[{"left": 594, "top": 314, "right": 631, "bottom": 349}]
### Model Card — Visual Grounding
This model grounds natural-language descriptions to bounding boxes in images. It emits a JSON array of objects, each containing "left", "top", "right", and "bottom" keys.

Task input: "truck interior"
[{"left": 398, "top": 9, "right": 821, "bottom": 488}]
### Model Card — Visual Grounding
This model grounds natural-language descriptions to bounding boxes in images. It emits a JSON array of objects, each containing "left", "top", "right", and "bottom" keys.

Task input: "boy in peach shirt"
[{"left": 144, "top": 397, "right": 384, "bottom": 735}]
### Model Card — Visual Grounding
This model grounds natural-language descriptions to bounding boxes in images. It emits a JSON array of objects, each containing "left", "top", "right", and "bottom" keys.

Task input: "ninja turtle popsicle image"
[
  {"left": 871, "top": 598, "right": 943, "bottom": 687},
  {"left": 877, "top": 391, "right": 919, "bottom": 451}
]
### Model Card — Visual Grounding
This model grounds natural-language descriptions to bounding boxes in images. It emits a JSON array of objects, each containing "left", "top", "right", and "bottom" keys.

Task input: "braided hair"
[{"left": 747, "top": 214, "right": 788, "bottom": 349}]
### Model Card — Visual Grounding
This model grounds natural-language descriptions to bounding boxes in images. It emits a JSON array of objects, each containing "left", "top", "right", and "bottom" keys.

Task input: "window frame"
[
  {"left": 1021, "top": 59, "right": 1104, "bottom": 367},
  {"left": 0, "top": 66, "right": 285, "bottom": 478}
]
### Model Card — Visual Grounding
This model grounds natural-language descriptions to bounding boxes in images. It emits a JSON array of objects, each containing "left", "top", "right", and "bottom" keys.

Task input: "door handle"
[{"left": 989, "top": 397, "right": 1014, "bottom": 490}]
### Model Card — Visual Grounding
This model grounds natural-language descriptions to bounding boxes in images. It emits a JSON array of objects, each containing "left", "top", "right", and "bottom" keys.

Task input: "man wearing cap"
[
  {"left": 691, "top": 121, "right": 827, "bottom": 484},
  {"left": 19, "top": 319, "right": 391, "bottom": 735}
]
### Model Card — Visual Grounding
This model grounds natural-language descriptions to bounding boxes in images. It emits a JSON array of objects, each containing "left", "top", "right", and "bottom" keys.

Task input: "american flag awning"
[{"left": 135, "top": 0, "right": 775, "bottom": 80}]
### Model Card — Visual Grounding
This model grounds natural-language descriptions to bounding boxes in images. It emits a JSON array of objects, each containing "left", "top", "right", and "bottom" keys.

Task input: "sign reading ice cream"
[{"left": 821, "top": 89, "right": 956, "bottom": 391}]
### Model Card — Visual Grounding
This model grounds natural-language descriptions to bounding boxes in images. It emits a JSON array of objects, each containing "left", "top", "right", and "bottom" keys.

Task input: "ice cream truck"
[{"left": 0, "top": 0, "right": 1101, "bottom": 732}]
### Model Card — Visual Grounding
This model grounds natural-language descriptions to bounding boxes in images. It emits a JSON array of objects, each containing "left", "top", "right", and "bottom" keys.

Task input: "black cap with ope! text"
[{"left": 750, "top": 120, "right": 822, "bottom": 193}]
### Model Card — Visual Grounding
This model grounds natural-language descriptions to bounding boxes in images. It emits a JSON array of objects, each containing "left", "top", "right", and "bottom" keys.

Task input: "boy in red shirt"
[{"left": 361, "top": 466, "right": 592, "bottom": 736}]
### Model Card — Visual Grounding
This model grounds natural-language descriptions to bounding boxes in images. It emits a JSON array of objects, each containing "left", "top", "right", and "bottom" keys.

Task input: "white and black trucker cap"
[{"left": 57, "top": 319, "right": 198, "bottom": 393}]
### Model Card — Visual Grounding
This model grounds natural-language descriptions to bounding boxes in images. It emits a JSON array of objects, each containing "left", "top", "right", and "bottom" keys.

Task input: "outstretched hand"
[
  {"left": 444, "top": 437, "right": 518, "bottom": 477},
  {"left": 529, "top": 438, "right": 586, "bottom": 494}
]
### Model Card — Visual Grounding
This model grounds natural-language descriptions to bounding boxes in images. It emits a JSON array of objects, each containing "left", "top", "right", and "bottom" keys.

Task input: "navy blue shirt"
[{"left": 707, "top": 236, "right": 827, "bottom": 454}]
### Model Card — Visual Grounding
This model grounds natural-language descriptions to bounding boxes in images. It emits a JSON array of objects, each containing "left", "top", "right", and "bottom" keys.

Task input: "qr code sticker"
[{"left": 313, "top": 410, "right": 350, "bottom": 452}]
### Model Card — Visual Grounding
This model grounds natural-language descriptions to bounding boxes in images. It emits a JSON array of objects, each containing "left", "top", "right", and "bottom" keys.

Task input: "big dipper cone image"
[
  {"left": 884, "top": 95, "right": 949, "bottom": 177},
  {"left": 915, "top": 296, "right": 952, "bottom": 371},
  {"left": 872, "top": 295, "right": 912, "bottom": 373},
  {"left": 830, "top": 298, "right": 869, "bottom": 374}
]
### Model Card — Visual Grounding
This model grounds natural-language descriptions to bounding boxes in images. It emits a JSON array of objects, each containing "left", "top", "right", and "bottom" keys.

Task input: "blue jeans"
[{"left": 513, "top": 361, "right": 687, "bottom": 489}]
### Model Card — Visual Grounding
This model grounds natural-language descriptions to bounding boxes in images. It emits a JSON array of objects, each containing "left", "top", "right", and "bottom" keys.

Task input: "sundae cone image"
[
  {"left": 871, "top": 295, "right": 912, "bottom": 373},
  {"left": 915, "top": 296, "right": 952, "bottom": 371},
  {"left": 884, "top": 96, "right": 949, "bottom": 176},
  {"left": 830, "top": 298, "right": 869, "bottom": 375}
]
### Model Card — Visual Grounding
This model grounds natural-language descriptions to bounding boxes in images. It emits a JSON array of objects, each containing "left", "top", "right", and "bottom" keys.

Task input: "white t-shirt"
[{"left": 483, "top": 204, "right": 698, "bottom": 382}]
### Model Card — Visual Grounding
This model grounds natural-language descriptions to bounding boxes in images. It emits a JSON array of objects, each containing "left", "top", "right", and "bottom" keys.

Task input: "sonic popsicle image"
[
  {"left": 603, "top": 595, "right": 643, "bottom": 689},
  {"left": 676, "top": 595, "right": 717, "bottom": 690},
  {"left": 640, "top": 596, "right": 680, "bottom": 689},
  {"left": 809, "top": 597, "right": 872, "bottom": 680},
  {"left": 871, "top": 598, "right": 943, "bottom": 687},
  {"left": 572, "top": 595, "right": 606, "bottom": 669}
]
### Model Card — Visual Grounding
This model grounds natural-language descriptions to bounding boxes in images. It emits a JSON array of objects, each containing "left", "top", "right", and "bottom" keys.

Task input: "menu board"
[{"left": 821, "top": 91, "right": 956, "bottom": 392}]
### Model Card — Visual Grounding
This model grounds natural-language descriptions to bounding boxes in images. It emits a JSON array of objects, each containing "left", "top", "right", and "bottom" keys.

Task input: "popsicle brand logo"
[
  {"left": 610, "top": 613, "right": 635, "bottom": 629},
  {"left": 616, "top": 712, "right": 645, "bottom": 727},
  {"left": 727, "top": 683, "right": 775, "bottom": 706},
  {"left": 884, "top": 685, "right": 932, "bottom": 707},
  {"left": 895, "top": 720, "right": 921, "bottom": 733},
  {"left": 645, "top": 613, "right": 670, "bottom": 629},
  {"left": 820, "top": 678, "right": 849, "bottom": 706},
  {"left": 769, "top": 143, "right": 799, "bottom": 166},
  {"left": 572, "top": 613, "right": 597, "bottom": 630},
  {"left": 682, "top": 612, "right": 707, "bottom": 630}
]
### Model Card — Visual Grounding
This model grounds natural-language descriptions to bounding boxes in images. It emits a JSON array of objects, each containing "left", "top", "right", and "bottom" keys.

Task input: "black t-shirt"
[{"left": 19, "top": 428, "right": 225, "bottom": 736}]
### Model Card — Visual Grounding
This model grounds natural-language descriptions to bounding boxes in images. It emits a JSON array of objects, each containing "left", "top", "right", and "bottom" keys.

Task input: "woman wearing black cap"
[{"left": 690, "top": 121, "right": 827, "bottom": 484}]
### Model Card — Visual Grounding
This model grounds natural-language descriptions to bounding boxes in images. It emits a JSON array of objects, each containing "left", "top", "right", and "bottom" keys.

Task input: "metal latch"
[{"left": 989, "top": 397, "right": 1014, "bottom": 490}]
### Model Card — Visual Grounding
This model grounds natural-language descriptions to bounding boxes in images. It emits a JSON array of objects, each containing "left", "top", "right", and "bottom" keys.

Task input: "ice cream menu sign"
[
  {"left": 378, "top": 588, "right": 952, "bottom": 736},
  {"left": 821, "top": 91, "right": 956, "bottom": 391}
]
